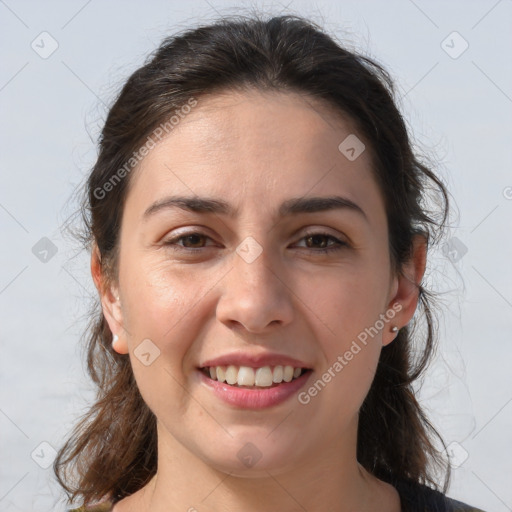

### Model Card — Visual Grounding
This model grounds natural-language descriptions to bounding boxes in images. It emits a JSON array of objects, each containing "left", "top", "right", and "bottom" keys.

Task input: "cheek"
[
  {"left": 120, "top": 259, "right": 213, "bottom": 415},
  {"left": 300, "top": 265, "right": 386, "bottom": 411},
  {"left": 120, "top": 256, "right": 211, "bottom": 367},
  {"left": 122, "top": 253, "right": 202, "bottom": 324},
  {"left": 304, "top": 266, "right": 388, "bottom": 346},
  {"left": 311, "top": 299, "right": 382, "bottom": 422}
]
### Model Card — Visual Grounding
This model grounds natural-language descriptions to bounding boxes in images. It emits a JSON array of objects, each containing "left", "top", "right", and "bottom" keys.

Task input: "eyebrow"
[{"left": 142, "top": 195, "right": 368, "bottom": 222}]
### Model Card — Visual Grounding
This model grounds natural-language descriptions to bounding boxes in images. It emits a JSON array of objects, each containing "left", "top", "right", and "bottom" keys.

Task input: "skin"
[{"left": 91, "top": 89, "right": 426, "bottom": 512}]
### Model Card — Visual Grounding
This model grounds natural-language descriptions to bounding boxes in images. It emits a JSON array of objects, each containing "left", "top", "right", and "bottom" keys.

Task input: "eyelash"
[{"left": 162, "top": 230, "right": 347, "bottom": 254}]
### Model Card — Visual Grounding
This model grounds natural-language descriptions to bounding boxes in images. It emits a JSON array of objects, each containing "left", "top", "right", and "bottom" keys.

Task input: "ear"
[
  {"left": 90, "top": 242, "right": 129, "bottom": 354},
  {"left": 382, "top": 233, "right": 427, "bottom": 347}
]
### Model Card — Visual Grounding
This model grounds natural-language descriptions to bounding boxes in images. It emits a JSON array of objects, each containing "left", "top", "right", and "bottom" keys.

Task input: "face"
[{"left": 100, "top": 89, "right": 406, "bottom": 476}]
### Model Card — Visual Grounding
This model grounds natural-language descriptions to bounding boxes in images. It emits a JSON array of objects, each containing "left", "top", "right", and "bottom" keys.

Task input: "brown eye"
[
  {"left": 296, "top": 232, "right": 347, "bottom": 254},
  {"left": 163, "top": 232, "right": 212, "bottom": 250},
  {"left": 305, "top": 234, "right": 330, "bottom": 249},
  {"left": 180, "top": 233, "right": 207, "bottom": 248}
]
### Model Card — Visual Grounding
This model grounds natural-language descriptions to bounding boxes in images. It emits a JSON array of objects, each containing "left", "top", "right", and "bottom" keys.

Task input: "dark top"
[
  {"left": 68, "top": 479, "right": 486, "bottom": 511},
  {"left": 393, "top": 478, "right": 485, "bottom": 511}
]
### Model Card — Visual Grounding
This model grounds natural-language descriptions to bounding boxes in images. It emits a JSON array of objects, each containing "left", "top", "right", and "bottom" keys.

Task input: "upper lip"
[{"left": 200, "top": 352, "right": 313, "bottom": 369}]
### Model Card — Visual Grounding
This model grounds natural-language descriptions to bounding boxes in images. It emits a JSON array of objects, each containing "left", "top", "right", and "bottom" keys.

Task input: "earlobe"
[
  {"left": 381, "top": 307, "right": 402, "bottom": 347},
  {"left": 112, "top": 333, "right": 129, "bottom": 354}
]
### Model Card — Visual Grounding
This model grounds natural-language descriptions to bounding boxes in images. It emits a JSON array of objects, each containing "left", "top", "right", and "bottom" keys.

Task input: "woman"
[{"left": 55, "top": 14, "right": 485, "bottom": 512}]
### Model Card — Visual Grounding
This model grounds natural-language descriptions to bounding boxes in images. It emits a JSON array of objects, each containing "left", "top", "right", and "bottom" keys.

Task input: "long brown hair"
[{"left": 55, "top": 13, "right": 452, "bottom": 506}]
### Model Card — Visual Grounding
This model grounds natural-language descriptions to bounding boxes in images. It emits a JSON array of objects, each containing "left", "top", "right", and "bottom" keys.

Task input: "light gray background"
[{"left": 1, "top": 1, "right": 511, "bottom": 511}]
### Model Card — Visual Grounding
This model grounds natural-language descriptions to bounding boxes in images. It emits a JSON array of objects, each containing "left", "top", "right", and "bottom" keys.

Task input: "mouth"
[{"left": 199, "top": 365, "right": 312, "bottom": 389}]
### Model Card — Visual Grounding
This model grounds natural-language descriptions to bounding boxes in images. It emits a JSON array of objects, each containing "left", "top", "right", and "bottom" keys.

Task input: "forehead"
[{"left": 124, "top": 89, "right": 384, "bottom": 226}]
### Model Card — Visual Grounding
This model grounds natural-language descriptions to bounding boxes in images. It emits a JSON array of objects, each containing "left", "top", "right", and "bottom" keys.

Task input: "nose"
[{"left": 216, "top": 248, "right": 294, "bottom": 333}]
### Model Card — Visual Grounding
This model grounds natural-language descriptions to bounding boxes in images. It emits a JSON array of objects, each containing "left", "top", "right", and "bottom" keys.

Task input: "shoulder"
[
  {"left": 67, "top": 500, "right": 114, "bottom": 512},
  {"left": 393, "top": 478, "right": 486, "bottom": 512}
]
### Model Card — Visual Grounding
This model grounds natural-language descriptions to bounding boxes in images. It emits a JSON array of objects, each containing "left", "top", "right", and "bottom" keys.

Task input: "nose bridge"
[
  {"left": 235, "top": 243, "right": 278, "bottom": 294},
  {"left": 216, "top": 238, "right": 293, "bottom": 331}
]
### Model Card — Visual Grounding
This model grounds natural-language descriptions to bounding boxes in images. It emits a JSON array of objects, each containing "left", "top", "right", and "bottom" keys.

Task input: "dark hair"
[{"left": 55, "top": 13, "right": 451, "bottom": 506}]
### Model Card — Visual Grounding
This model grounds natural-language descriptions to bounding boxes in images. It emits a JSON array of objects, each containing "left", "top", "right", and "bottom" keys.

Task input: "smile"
[
  {"left": 201, "top": 365, "right": 308, "bottom": 388},
  {"left": 197, "top": 365, "right": 313, "bottom": 409}
]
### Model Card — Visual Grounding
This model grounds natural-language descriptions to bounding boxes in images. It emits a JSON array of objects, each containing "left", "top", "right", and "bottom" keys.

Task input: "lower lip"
[{"left": 197, "top": 370, "right": 312, "bottom": 409}]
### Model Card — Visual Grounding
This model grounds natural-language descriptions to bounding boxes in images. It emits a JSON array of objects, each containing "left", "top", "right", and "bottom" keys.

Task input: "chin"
[{"left": 195, "top": 433, "right": 305, "bottom": 477}]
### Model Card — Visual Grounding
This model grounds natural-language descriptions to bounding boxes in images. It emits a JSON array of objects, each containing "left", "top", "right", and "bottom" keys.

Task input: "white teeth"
[
  {"left": 225, "top": 365, "right": 238, "bottom": 385},
  {"left": 272, "top": 365, "right": 283, "bottom": 383},
  {"left": 283, "top": 365, "right": 294, "bottom": 382},
  {"left": 205, "top": 364, "right": 305, "bottom": 387},
  {"left": 255, "top": 366, "right": 273, "bottom": 387},
  {"left": 216, "top": 366, "right": 226, "bottom": 383},
  {"left": 237, "top": 366, "right": 255, "bottom": 386}
]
